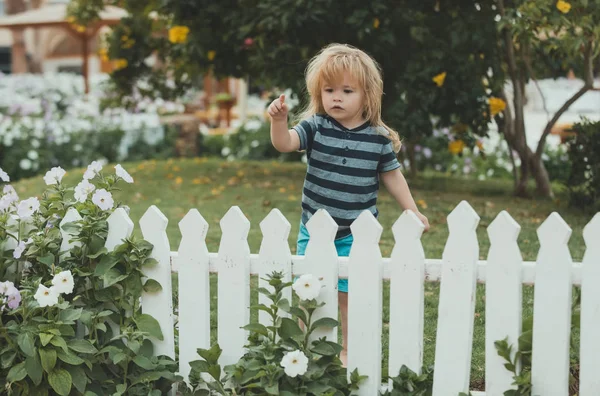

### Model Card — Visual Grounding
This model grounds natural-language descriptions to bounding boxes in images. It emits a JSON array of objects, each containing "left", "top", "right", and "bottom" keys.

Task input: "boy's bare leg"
[{"left": 339, "top": 291, "right": 348, "bottom": 367}]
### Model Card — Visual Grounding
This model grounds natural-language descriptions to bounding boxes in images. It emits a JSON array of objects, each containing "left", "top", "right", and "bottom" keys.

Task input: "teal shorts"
[{"left": 296, "top": 222, "right": 353, "bottom": 293}]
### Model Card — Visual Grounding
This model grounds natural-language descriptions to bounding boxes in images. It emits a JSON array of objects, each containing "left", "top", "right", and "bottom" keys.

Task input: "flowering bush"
[
  {"left": 566, "top": 119, "right": 600, "bottom": 212},
  {"left": 183, "top": 272, "right": 365, "bottom": 395},
  {"left": 0, "top": 163, "right": 181, "bottom": 394},
  {"left": 0, "top": 73, "right": 186, "bottom": 181}
]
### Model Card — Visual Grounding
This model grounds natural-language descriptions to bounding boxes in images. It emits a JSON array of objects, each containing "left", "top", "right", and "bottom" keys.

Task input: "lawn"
[{"left": 12, "top": 157, "right": 591, "bottom": 389}]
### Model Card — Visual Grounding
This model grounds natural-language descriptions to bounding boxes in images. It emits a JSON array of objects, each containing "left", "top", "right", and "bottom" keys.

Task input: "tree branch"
[{"left": 535, "top": 42, "right": 594, "bottom": 158}]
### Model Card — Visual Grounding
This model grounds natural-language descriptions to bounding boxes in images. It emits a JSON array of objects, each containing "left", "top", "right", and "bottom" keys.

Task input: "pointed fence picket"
[
  {"left": 433, "top": 201, "right": 480, "bottom": 395},
  {"left": 531, "top": 213, "right": 573, "bottom": 395},
  {"left": 216, "top": 206, "right": 251, "bottom": 366},
  {"left": 580, "top": 213, "right": 600, "bottom": 396},
  {"left": 347, "top": 211, "right": 384, "bottom": 396},
  {"left": 485, "top": 211, "right": 522, "bottom": 395},
  {"left": 92, "top": 200, "right": 600, "bottom": 395},
  {"left": 388, "top": 210, "right": 425, "bottom": 379}
]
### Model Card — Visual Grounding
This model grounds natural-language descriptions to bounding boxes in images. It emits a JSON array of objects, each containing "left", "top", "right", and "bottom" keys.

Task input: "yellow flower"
[
  {"left": 175, "top": 176, "right": 183, "bottom": 185},
  {"left": 489, "top": 97, "right": 507, "bottom": 117},
  {"left": 207, "top": 50, "right": 216, "bottom": 61},
  {"left": 66, "top": 16, "right": 76, "bottom": 23},
  {"left": 417, "top": 199, "right": 428, "bottom": 209},
  {"left": 432, "top": 72, "right": 447, "bottom": 87},
  {"left": 168, "top": 26, "right": 190, "bottom": 44},
  {"left": 448, "top": 140, "right": 465, "bottom": 155},
  {"left": 113, "top": 59, "right": 128, "bottom": 70},
  {"left": 72, "top": 24, "right": 86, "bottom": 33},
  {"left": 373, "top": 18, "right": 380, "bottom": 29},
  {"left": 123, "top": 39, "right": 135, "bottom": 49},
  {"left": 556, "top": 0, "right": 571, "bottom": 13},
  {"left": 98, "top": 48, "right": 109, "bottom": 62}
]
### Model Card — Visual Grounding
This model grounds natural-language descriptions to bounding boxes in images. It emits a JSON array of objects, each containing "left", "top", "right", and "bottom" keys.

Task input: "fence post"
[
  {"left": 485, "top": 211, "right": 522, "bottom": 395},
  {"left": 433, "top": 201, "right": 480, "bottom": 395},
  {"left": 531, "top": 213, "right": 572, "bottom": 395},
  {"left": 177, "top": 209, "right": 211, "bottom": 382},
  {"left": 258, "top": 209, "right": 292, "bottom": 326},
  {"left": 139, "top": 205, "right": 175, "bottom": 359},
  {"left": 217, "top": 206, "right": 251, "bottom": 366},
  {"left": 389, "top": 210, "right": 425, "bottom": 379}
]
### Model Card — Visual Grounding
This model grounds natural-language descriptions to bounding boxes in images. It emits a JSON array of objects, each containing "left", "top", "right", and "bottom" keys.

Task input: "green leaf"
[
  {"left": 50, "top": 336, "right": 69, "bottom": 353},
  {"left": 189, "top": 359, "right": 211, "bottom": 373},
  {"left": 48, "top": 368, "right": 72, "bottom": 396},
  {"left": 94, "top": 254, "right": 120, "bottom": 277},
  {"left": 25, "top": 355, "right": 43, "bottom": 386},
  {"left": 1, "top": 351, "right": 16, "bottom": 368},
  {"left": 142, "top": 258, "right": 158, "bottom": 267},
  {"left": 310, "top": 340, "right": 342, "bottom": 356},
  {"left": 243, "top": 323, "right": 269, "bottom": 337},
  {"left": 133, "top": 355, "right": 157, "bottom": 370},
  {"left": 68, "top": 339, "right": 98, "bottom": 354},
  {"left": 38, "top": 253, "right": 55, "bottom": 266},
  {"left": 87, "top": 247, "right": 108, "bottom": 259},
  {"left": 103, "top": 269, "right": 128, "bottom": 288},
  {"left": 309, "top": 317, "right": 339, "bottom": 333},
  {"left": 59, "top": 308, "right": 83, "bottom": 322},
  {"left": 65, "top": 365, "right": 87, "bottom": 394},
  {"left": 18, "top": 332, "right": 36, "bottom": 357},
  {"left": 40, "top": 333, "right": 54, "bottom": 346},
  {"left": 7, "top": 361, "right": 27, "bottom": 382},
  {"left": 134, "top": 314, "right": 164, "bottom": 341},
  {"left": 112, "top": 352, "right": 127, "bottom": 365},
  {"left": 196, "top": 344, "right": 222, "bottom": 365},
  {"left": 57, "top": 349, "right": 85, "bottom": 365},
  {"left": 143, "top": 279, "right": 162, "bottom": 293},
  {"left": 278, "top": 317, "right": 304, "bottom": 340},
  {"left": 289, "top": 307, "right": 308, "bottom": 326},
  {"left": 116, "top": 384, "right": 127, "bottom": 394},
  {"left": 39, "top": 348, "right": 57, "bottom": 372},
  {"left": 148, "top": 390, "right": 161, "bottom": 396}
]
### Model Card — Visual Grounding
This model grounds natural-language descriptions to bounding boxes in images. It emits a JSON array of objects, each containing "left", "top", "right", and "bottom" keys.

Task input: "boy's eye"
[
  {"left": 344, "top": 89, "right": 353, "bottom": 94},
  {"left": 324, "top": 88, "right": 333, "bottom": 93}
]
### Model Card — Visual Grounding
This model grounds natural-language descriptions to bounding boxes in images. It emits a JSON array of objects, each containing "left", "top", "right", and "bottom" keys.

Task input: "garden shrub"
[{"left": 566, "top": 119, "right": 600, "bottom": 212}]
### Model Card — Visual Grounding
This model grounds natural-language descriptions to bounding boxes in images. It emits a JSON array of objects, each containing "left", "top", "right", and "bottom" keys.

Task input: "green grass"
[{"left": 13, "top": 158, "right": 591, "bottom": 389}]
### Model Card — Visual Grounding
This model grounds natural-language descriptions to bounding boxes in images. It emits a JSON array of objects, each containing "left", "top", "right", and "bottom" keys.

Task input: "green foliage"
[
  {"left": 495, "top": 288, "right": 582, "bottom": 395},
  {"left": 181, "top": 271, "right": 366, "bottom": 395},
  {"left": 71, "top": 0, "right": 505, "bottom": 145},
  {"left": 566, "top": 119, "right": 600, "bottom": 212},
  {"left": 381, "top": 364, "right": 434, "bottom": 396},
  {"left": 0, "top": 166, "right": 182, "bottom": 394},
  {"left": 221, "top": 118, "right": 304, "bottom": 162}
]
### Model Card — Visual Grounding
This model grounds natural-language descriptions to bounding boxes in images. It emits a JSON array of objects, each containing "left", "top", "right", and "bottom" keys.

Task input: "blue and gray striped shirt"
[{"left": 293, "top": 114, "right": 401, "bottom": 239}]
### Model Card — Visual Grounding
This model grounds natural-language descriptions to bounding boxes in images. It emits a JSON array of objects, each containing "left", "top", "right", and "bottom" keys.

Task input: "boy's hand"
[
  {"left": 267, "top": 94, "right": 288, "bottom": 121},
  {"left": 417, "top": 212, "right": 430, "bottom": 232}
]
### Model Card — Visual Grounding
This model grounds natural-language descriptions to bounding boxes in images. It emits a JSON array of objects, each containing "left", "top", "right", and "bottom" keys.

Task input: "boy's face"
[{"left": 321, "top": 71, "right": 365, "bottom": 128}]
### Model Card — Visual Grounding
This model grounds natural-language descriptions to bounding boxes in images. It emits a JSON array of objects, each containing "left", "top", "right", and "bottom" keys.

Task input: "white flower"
[
  {"left": 83, "top": 160, "right": 103, "bottom": 180},
  {"left": 19, "top": 159, "right": 32, "bottom": 170},
  {"left": 0, "top": 168, "right": 9, "bottom": 182},
  {"left": 3, "top": 185, "right": 18, "bottom": 201},
  {"left": 27, "top": 150, "right": 39, "bottom": 160},
  {"left": 17, "top": 197, "right": 40, "bottom": 219},
  {"left": 280, "top": 350, "right": 309, "bottom": 377},
  {"left": 74, "top": 179, "right": 96, "bottom": 203},
  {"left": 292, "top": 274, "right": 322, "bottom": 301},
  {"left": 51, "top": 270, "right": 74, "bottom": 294},
  {"left": 115, "top": 164, "right": 133, "bottom": 183},
  {"left": 0, "top": 195, "right": 12, "bottom": 212},
  {"left": 34, "top": 284, "right": 59, "bottom": 307},
  {"left": 92, "top": 189, "right": 114, "bottom": 210},
  {"left": 0, "top": 281, "right": 15, "bottom": 295},
  {"left": 43, "top": 166, "right": 66, "bottom": 185},
  {"left": 13, "top": 240, "right": 30, "bottom": 259}
]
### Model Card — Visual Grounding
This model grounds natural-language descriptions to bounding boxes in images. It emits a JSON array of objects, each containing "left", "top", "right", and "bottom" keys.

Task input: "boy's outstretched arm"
[
  {"left": 268, "top": 94, "right": 301, "bottom": 153},
  {"left": 380, "top": 168, "right": 430, "bottom": 231}
]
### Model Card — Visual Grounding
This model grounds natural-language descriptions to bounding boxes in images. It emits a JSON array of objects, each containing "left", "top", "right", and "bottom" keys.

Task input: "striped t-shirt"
[{"left": 293, "top": 114, "right": 401, "bottom": 239}]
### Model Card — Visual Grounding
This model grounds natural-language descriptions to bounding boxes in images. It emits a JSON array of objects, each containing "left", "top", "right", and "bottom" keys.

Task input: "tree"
[
  {"left": 496, "top": 0, "right": 600, "bottom": 197},
  {"left": 68, "top": 0, "right": 504, "bottom": 176}
]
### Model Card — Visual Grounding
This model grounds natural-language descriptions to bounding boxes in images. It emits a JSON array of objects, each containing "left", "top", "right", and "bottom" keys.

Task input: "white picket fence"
[{"left": 59, "top": 200, "right": 600, "bottom": 396}]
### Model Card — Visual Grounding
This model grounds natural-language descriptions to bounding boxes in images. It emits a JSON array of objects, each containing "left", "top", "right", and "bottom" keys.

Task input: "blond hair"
[{"left": 297, "top": 43, "right": 401, "bottom": 152}]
